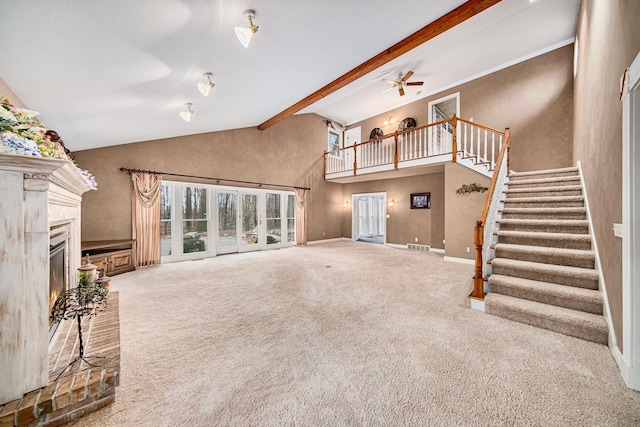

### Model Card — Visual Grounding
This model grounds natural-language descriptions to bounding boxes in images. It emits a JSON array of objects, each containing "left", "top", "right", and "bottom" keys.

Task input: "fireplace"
[{"left": 49, "top": 230, "right": 69, "bottom": 340}]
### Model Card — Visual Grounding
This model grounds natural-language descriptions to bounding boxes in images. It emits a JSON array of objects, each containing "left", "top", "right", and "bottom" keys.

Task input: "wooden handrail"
[
  {"left": 470, "top": 127, "right": 510, "bottom": 300},
  {"left": 457, "top": 118, "right": 505, "bottom": 135}
]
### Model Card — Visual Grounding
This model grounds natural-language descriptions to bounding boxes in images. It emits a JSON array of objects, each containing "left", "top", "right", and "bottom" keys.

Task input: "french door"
[
  {"left": 239, "top": 192, "right": 261, "bottom": 252},
  {"left": 217, "top": 190, "right": 238, "bottom": 255},
  {"left": 161, "top": 182, "right": 295, "bottom": 262}
]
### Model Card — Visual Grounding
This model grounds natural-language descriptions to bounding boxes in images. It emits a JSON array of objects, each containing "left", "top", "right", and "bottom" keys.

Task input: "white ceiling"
[{"left": 0, "top": 0, "right": 579, "bottom": 152}]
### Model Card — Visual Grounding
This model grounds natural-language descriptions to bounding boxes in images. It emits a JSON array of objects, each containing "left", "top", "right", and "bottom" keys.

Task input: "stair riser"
[
  {"left": 503, "top": 200, "right": 585, "bottom": 208},
  {"left": 485, "top": 304, "right": 607, "bottom": 345},
  {"left": 508, "top": 180, "right": 581, "bottom": 189},
  {"left": 495, "top": 234, "right": 592, "bottom": 250},
  {"left": 494, "top": 248, "right": 595, "bottom": 269},
  {"left": 498, "top": 223, "right": 589, "bottom": 234},
  {"left": 509, "top": 171, "right": 579, "bottom": 181},
  {"left": 488, "top": 282, "right": 603, "bottom": 315},
  {"left": 491, "top": 265, "right": 599, "bottom": 289},
  {"left": 501, "top": 212, "right": 586, "bottom": 220},
  {"left": 506, "top": 189, "right": 582, "bottom": 198}
]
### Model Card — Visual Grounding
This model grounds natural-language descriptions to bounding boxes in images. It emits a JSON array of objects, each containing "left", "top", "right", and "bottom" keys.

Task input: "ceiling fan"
[{"left": 380, "top": 71, "right": 424, "bottom": 96}]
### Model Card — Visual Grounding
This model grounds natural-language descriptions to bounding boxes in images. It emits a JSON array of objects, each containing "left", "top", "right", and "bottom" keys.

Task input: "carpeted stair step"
[
  {"left": 500, "top": 207, "right": 586, "bottom": 220},
  {"left": 495, "top": 230, "right": 592, "bottom": 250},
  {"left": 497, "top": 219, "right": 589, "bottom": 234},
  {"left": 502, "top": 195, "right": 585, "bottom": 208},
  {"left": 490, "top": 258, "right": 599, "bottom": 289},
  {"left": 505, "top": 185, "right": 582, "bottom": 198},
  {"left": 508, "top": 167, "right": 579, "bottom": 182},
  {"left": 507, "top": 175, "right": 581, "bottom": 189},
  {"left": 488, "top": 274, "right": 603, "bottom": 314},
  {"left": 493, "top": 243, "right": 595, "bottom": 268},
  {"left": 484, "top": 293, "right": 608, "bottom": 344}
]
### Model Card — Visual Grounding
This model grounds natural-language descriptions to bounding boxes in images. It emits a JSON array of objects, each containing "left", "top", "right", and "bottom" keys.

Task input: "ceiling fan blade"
[
  {"left": 382, "top": 79, "right": 396, "bottom": 85},
  {"left": 380, "top": 86, "right": 395, "bottom": 94},
  {"left": 406, "top": 81, "right": 424, "bottom": 86},
  {"left": 399, "top": 87, "right": 405, "bottom": 97},
  {"left": 401, "top": 70, "right": 414, "bottom": 82}
]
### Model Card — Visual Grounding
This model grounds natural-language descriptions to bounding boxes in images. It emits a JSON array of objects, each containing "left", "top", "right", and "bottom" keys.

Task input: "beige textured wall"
[
  {"left": 341, "top": 173, "right": 445, "bottom": 247},
  {"left": 573, "top": 0, "right": 640, "bottom": 351},
  {"left": 350, "top": 44, "right": 575, "bottom": 173},
  {"left": 444, "top": 163, "right": 490, "bottom": 260},
  {"left": 73, "top": 113, "right": 344, "bottom": 242},
  {"left": 0, "top": 76, "right": 27, "bottom": 108}
]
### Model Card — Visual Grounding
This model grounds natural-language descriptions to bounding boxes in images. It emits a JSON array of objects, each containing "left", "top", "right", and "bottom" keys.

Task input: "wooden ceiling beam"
[{"left": 257, "top": 0, "right": 502, "bottom": 131}]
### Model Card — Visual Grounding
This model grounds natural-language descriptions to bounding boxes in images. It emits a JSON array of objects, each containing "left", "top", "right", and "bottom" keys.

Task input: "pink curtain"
[
  {"left": 131, "top": 173, "right": 162, "bottom": 267},
  {"left": 295, "top": 188, "right": 307, "bottom": 245}
]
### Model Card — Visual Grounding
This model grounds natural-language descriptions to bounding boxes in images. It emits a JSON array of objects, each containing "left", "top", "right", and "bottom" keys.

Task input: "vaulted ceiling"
[{"left": 0, "top": 0, "right": 579, "bottom": 151}]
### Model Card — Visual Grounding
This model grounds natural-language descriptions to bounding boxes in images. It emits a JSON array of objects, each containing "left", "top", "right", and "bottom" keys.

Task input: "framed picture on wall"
[
  {"left": 327, "top": 128, "right": 342, "bottom": 158},
  {"left": 410, "top": 192, "right": 431, "bottom": 209}
]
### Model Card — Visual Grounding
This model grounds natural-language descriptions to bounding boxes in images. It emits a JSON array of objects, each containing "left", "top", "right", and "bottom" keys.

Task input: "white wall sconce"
[
  {"left": 180, "top": 103, "right": 194, "bottom": 122},
  {"left": 383, "top": 117, "right": 396, "bottom": 126},
  {"left": 235, "top": 10, "right": 259, "bottom": 48},
  {"left": 343, "top": 200, "right": 349, "bottom": 208},
  {"left": 198, "top": 73, "right": 215, "bottom": 96},
  {"left": 388, "top": 199, "right": 395, "bottom": 208}
]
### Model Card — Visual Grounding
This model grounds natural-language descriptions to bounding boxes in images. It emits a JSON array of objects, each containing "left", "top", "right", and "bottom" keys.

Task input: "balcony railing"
[{"left": 324, "top": 115, "right": 506, "bottom": 179}]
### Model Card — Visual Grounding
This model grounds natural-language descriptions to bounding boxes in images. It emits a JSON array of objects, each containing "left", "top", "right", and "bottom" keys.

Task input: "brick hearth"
[{"left": 0, "top": 292, "right": 120, "bottom": 427}]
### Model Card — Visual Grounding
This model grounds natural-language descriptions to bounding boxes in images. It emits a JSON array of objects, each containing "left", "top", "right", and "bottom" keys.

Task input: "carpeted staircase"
[{"left": 484, "top": 166, "right": 608, "bottom": 345}]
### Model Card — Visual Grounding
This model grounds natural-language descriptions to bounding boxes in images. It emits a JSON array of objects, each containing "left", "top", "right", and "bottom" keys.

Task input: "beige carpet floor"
[{"left": 69, "top": 240, "right": 640, "bottom": 426}]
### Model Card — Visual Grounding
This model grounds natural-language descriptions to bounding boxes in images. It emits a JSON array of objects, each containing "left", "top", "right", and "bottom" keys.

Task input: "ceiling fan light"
[{"left": 180, "top": 103, "right": 193, "bottom": 122}]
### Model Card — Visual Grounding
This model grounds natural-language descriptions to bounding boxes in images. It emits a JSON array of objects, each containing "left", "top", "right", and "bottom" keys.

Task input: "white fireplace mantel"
[{"left": 0, "top": 152, "right": 94, "bottom": 404}]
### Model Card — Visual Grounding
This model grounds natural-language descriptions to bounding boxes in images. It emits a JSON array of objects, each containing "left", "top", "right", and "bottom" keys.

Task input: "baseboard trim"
[
  {"left": 430, "top": 248, "right": 445, "bottom": 254},
  {"left": 443, "top": 256, "right": 475, "bottom": 265},
  {"left": 469, "top": 298, "right": 485, "bottom": 312},
  {"left": 307, "top": 237, "right": 349, "bottom": 245},
  {"left": 610, "top": 342, "right": 632, "bottom": 388},
  {"left": 386, "top": 243, "right": 407, "bottom": 249}
]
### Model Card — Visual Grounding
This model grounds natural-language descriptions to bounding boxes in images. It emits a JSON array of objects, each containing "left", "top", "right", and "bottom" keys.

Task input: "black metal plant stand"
[{"left": 51, "top": 285, "right": 109, "bottom": 381}]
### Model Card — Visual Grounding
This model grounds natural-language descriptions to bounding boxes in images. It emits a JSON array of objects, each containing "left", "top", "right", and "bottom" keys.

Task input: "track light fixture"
[
  {"left": 235, "top": 10, "right": 258, "bottom": 48},
  {"left": 198, "top": 73, "right": 215, "bottom": 96},
  {"left": 180, "top": 103, "right": 194, "bottom": 122}
]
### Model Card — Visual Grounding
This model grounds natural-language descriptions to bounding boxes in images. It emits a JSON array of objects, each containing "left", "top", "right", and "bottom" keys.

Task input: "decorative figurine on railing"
[
  {"left": 50, "top": 255, "right": 110, "bottom": 380},
  {"left": 456, "top": 183, "right": 489, "bottom": 195}
]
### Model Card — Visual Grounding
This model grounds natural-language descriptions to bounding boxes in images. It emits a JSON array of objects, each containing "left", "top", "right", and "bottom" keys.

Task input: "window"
[
  {"left": 266, "top": 193, "right": 281, "bottom": 244},
  {"left": 160, "top": 184, "right": 172, "bottom": 256},
  {"left": 328, "top": 128, "right": 342, "bottom": 157},
  {"left": 287, "top": 194, "right": 296, "bottom": 243},
  {"left": 182, "top": 186, "right": 207, "bottom": 254}
]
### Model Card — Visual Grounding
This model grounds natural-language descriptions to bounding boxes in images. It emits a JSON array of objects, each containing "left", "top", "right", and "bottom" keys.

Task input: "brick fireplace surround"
[
  {"left": 0, "top": 153, "right": 120, "bottom": 426},
  {"left": 0, "top": 293, "right": 121, "bottom": 426}
]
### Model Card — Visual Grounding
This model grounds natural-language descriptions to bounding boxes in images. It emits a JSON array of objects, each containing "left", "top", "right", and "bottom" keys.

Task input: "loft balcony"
[{"left": 324, "top": 116, "right": 507, "bottom": 183}]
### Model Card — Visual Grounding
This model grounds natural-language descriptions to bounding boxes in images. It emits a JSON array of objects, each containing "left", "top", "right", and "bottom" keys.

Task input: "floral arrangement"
[{"left": 0, "top": 95, "right": 97, "bottom": 189}]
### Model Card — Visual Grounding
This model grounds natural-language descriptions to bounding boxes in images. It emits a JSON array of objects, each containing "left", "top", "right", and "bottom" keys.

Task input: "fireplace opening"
[{"left": 49, "top": 231, "right": 68, "bottom": 340}]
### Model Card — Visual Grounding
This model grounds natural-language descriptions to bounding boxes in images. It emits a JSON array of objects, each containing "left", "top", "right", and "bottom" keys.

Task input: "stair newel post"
[
  {"left": 472, "top": 219, "right": 484, "bottom": 299},
  {"left": 394, "top": 132, "right": 399, "bottom": 170},
  {"left": 353, "top": 145, "right": 357, "bottom": 176},
  {"left": 452, "top": 115, "right": 458, "bottom": 164}
]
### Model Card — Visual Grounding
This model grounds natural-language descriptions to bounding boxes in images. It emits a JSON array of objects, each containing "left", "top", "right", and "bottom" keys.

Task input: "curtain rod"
[{"left": 118, "top": 167, "right": 310, "bottom": 191}]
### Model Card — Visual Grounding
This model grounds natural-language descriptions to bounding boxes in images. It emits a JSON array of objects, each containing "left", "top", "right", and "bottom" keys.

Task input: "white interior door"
[
  {"left": 344, "top": 126, "right": 361, "bottom": 170},
  {"left": 352, "top": 192, "right": 386, "bottom": 244}
]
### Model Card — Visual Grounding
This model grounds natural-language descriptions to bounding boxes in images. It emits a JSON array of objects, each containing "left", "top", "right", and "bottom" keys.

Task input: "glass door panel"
[
  {"left": 182, "top": 186, "right": 208, "bottom": 254},
  {"left": 160, "top": 184, "right": 172, "bottom": 257},
  {"left": 266, "top": 193, "right": 281, "bottom": 245},
  {"left": 240, "top": 193, "right": 260, "bottom": 251},
  {"left": 217, "top": 191, "right": 238, "bottom": 254},
  {"left": 287, "top": 194, "right": 295, "bottom": 243}
]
